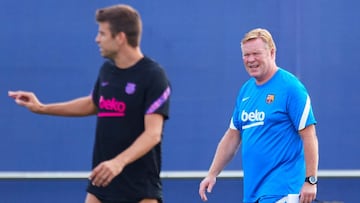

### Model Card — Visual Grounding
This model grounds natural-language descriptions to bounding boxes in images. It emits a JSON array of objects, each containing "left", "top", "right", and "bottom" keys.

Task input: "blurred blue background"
[{"left": 1, "top": 0, "right": 359, "bottom": 202}]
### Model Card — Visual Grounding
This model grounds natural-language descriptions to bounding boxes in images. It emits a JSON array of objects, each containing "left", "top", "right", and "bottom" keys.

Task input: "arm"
[
  {"left": 89, "top": 113, "right": 164, "bottom": 187},
  {"left": 299, "top": 124, "right": 319, "bottom": 203},
  {"left": 199, "top": 128, "right": 241, "bottom": 202},
  {"left": 8, "top": 90, "right": 97, "bottom": 116},
  {"left": 206, "top": 128, "right": 241, "bottom": 178}
]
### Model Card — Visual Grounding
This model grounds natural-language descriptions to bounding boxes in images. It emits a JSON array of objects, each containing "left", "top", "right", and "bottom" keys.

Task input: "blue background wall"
[{"left": 1, "top": 0, "right": 359, "bottom": 202}]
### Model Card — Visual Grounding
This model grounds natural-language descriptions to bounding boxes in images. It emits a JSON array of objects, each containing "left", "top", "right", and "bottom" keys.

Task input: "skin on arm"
[
  {"left": 299, "top": 124, "right": 319, "bottom": 203},
  {"left": 8, "top": 91, "right": 97, "bottom": 116},
  {"left": 199, "top": 128, "right": 241, "bottom": 202},
  {"left": 89, "top": 113, "right": 164, "bottom": 187}
]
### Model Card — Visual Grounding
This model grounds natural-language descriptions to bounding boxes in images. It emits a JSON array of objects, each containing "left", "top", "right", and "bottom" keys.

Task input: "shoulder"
[
  {"left": 275, "top": 68, "right": 310, "bottom": 102},
  {"left": 277, "top": 68, "right": 300, "bottom": 82},
  {"left": 276, "top": 68, "right": 306, "bottom": 89},
  {"left": 142, "top": 56, "right": 165, "bottom": 70},
  {"left": 141, "top": 56, "right": 168, "bottom": 78}
]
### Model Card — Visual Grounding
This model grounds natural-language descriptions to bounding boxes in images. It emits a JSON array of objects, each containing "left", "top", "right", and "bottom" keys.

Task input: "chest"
[
  {"left": 237, "top": 87, "right": 288, "bottom": 126},
  {"left": 96, "top": 70, "right": 148, "bottom": 112}
]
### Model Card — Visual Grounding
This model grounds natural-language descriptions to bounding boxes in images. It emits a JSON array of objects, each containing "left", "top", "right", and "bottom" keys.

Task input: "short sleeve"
[
  {"left": 287, "top": 83, "right": 317, "bottom": 131},
  {"left": 145, "top": 68, "right": 171, "bottom": 119}
]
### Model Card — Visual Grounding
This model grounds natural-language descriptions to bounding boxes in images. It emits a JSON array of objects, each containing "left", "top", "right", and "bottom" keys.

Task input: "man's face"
[
  {"left": 95, "top": 22, "right": 119, "bottom": 59},
  {"left": 241, "top": 38, "right": 275, "bottom": 83}
]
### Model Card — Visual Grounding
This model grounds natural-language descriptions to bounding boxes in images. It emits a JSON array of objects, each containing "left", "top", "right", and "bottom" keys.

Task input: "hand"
[
  {"left": 199, "top": 176, "right": 216, "bottom": 202},
  {"left": 89, "top": 159, "right": 125, "bottom": 187},
  {"left": 299, "top": 183, "right": 317, "bottom": 203},
  {"left": 8, "top": 91, "right": 43, "bottom": 113}
]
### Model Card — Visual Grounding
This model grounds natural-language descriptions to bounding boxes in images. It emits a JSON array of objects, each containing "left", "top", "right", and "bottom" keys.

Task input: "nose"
[
  {"left": 245, "top": 54, "right": 255, "bottom": 62},
  {"left": 95, "top": 34, "right": 100, "bottom": 44}
]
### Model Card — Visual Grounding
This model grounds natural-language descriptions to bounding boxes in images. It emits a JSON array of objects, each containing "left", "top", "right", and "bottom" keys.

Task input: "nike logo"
[
  {"left": 242, "top": 97, "right": 250, "bottom": 102},
  {"left": 101, "top": 82, "right": 109, "bottom": 87}
]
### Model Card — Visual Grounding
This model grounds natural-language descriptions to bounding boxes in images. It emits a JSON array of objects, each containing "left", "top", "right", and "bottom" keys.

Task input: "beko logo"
[
  {"left": 241, "top": 110, "right": 265, "bottom": 121},
  {"left": 98, "top": 96, "right": 126, "bottom": 117},
  {"left": 241, "top": 110, "right": 265, "bottom": 129}
]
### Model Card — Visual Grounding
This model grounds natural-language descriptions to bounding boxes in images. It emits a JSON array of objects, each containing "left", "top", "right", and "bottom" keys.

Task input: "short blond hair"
[{"left": 241, "top": 28, "right": 276, "bottom": 52}]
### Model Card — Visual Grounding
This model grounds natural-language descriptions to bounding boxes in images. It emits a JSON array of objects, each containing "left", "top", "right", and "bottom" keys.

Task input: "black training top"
[{"left": 87, "top": 56, "right": 171, "bottom": 202}]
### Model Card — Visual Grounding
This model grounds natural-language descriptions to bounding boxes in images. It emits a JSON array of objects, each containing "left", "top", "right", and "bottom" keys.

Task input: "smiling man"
[{"left": 199, "top": 28, "right": 318, "bottom": 203}]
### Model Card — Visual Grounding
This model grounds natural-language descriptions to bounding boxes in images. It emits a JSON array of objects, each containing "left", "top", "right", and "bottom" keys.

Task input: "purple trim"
[{"left": 146, "top": 86, "right": 171, "bottom": 114}]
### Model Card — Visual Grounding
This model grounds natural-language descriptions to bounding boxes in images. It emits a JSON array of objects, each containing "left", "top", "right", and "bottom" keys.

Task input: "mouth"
[{"left": 247, "top": 64, "right": 259, "bottom": 69}]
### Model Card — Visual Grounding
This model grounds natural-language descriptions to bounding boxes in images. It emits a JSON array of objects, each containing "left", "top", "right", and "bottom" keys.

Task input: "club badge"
[
  {"left": 125, "top": 83, "right": 136, "bottom": 95},
  {"left": 266, "top": 94, "right": 275, "bottom": 104}
]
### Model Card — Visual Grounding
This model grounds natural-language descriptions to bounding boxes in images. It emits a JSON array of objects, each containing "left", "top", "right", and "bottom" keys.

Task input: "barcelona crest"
[
  {"left": 125, "top": 82, "right": 136, "bottom": 95},
  {"left": 266, "top": 94, "right": 275, "bottom": 104}
]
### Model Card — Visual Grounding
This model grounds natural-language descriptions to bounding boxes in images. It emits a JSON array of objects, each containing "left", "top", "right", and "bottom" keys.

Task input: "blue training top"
[{"left": 230, "top": 68, "right": 316, "bottom": 202}]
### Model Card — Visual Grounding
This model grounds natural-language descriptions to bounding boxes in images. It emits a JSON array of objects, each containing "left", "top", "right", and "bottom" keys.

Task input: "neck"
[
  {"left": 256, "top": 65, "right": 278, "bottom": 85},
  {"left": 113, "top": 46, "right": 144, "bottom": 69}
]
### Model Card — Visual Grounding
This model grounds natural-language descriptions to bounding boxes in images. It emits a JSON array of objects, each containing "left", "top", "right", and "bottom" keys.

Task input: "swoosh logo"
[{"left": 242, "top": 97, "right": 250, "bottom": 102}]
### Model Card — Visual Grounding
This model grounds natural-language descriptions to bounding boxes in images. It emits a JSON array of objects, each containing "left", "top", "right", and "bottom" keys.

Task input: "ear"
[
  {"left": 270, "top": 48, "right": 276, "bottom": 59},
  {"left": 115, "top": 32, "right": 127, "bottom": 45}
]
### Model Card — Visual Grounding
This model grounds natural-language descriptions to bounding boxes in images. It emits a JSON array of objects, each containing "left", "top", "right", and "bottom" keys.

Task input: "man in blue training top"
[{"left": 199, "top": 28, "right": 318, "bottom": 203}]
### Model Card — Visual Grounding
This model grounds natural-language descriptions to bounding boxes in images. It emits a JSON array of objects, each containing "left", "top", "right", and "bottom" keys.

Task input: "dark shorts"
[{"left": 90, "top": 191, "right": 162, "bottom": 203}]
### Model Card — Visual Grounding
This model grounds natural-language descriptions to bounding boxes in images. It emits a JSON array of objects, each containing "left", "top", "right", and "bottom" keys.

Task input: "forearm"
[
  {"left": 208, "top": 129, "right": 240, "bottom": 177},
  {"left": 303, "top": 136, "right": 319, "bottom": 176},
  {"left": 38, "top": 96, "right": 97, "bottom": 117},
  {"left": 113, "top": 114, "right": 163, "bottom": 167},
  {"left": 300, "top": 125, "right": 319, "bottom": 176},
  {"left": 114, "top": 130, "right": 161, "bottom": 167}
]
